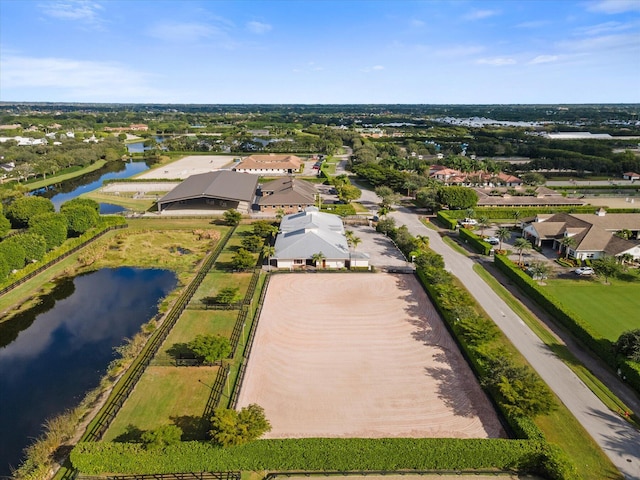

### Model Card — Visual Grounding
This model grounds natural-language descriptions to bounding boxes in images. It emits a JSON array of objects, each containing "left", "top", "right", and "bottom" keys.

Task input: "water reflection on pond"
[{"left": 0, "top": 267, "right": 177, "bottom": 476}]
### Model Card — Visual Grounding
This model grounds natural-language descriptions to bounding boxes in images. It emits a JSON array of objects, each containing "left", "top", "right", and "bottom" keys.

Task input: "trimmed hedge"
[
  {"left": 71, "top": 438, "right": 554, "bottom": 474},
  {"left": 493, "top": 254, "right": 620, "bottom": 371},
  {"left": 436, "top": 210, "right": 458, "bottom": 229},
  {"left": 439, "top": 206, "right": 598, "bottom": 224},
  {"left": 618, "top": 358, "right": 640, "bottom": 396},
  {"left": 459, "top": 227, "right": 492, "bottom": 255}
]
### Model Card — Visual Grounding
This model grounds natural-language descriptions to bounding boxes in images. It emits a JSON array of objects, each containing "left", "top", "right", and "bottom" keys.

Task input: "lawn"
[
  {"left": 543, "top": 277, "right": 640, "bottom": 341},
  {"left": 103, "top": 366, "right": 218, "bottom": 442},
  {"left": 157, "top": 309, "right": 238, "bottom": 359},
  {"left": 191, "top": 271, "right": 252, "bottom": 306}
]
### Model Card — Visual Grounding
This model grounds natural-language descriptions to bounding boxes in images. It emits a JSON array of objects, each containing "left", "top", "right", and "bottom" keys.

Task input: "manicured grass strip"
[
  {"left": 542, "top": 278, "right": 640, "bottom": 341},
  {"left": 442, "top": 235, "right": 469, "bottom": 256},
  {"left": 82, "top": 190, "right": 155, "bottom": 211},
  {"left": 474, "top": 263, "right": 638, "bottom": 429},
  {"left": 420, "top": 218, "right": 439, "bottom": 231},
  {"left": 25, "top": 159, "right": 107, "bottom": 191},
  {"left": 71, "top": 438, "right": 549, "bottom": 474},
  {"left": 103, "top": 366, "right": 219, "bottom": 442}
]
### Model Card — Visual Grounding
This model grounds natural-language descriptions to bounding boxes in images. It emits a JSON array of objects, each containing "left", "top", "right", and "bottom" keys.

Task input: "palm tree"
[
  {"left": 496, "top": 227, "right": 511, "bottom": 251},
  {"left": 514, "top": 237, "right": 532, "bottom": 265},
  {"left": 559, "top": 236, "right": 576, "bottom": 259},
  {"left": 512, "top": 210, "right": 522, "bottom": 229},
  {"left": 529, "top": 261, "right": 550, "bottom": 284},
  {"left": 311, "top": 251, "right": 326, "bottom": 268},
  {"left": 345, "top": 230, "right": 355, "bottom": 247},
  {"left": 478, "top": 216, "right": 490, "bottom": 237},
  {"left": 262, "top": 245, "right": 275, "bottom": 271},
  {"left": 351, "top": 236, "right": 362, "bottom": 251}
]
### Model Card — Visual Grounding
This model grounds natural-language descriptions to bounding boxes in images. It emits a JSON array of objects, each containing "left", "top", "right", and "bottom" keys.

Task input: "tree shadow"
[
  {"left": 166, "top": 342, "right": 194, "bottom": 360},
  {"left": 170, "top": 415, "right": 210, "bottom": 441},
  {"left": 112, "top": 423, "right": 144, "bottom": 443}
]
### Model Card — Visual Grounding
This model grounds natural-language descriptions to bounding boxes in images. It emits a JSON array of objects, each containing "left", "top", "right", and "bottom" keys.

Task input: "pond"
[
  {"left": 0, "top": 267, "right": 177, "bottom": 476},
  {"left": 33, "top": 160, "right": 150, "bottom": 213}
]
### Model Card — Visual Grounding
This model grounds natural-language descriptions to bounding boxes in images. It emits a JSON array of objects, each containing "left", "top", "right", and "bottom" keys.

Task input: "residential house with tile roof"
[
  {"left": 522, "top": 209, "right": 640, "bottom": 261},
  {"left": 233, "top": 154, "right": 302, "bottom": 175}
]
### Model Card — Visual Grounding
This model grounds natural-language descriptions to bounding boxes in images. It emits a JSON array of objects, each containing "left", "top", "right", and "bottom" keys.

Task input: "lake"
[
  {"left": 0, "top": 267, "right": 177, "bottom": 476},
  {"left": 33, "top": 160, "right": 150, "bottom": 213}
]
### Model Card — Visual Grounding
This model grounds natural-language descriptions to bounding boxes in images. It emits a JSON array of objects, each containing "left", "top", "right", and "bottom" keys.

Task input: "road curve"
[{"left": 388, "top": 207, "right": 640, "bottom": 480}]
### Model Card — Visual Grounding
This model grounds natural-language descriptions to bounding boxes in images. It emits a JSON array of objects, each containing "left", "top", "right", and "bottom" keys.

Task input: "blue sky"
[{"left": 1, "top": 0, "right": 639, "bottom": 104}]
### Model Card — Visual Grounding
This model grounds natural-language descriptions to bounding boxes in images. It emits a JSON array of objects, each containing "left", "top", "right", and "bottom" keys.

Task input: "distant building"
[
  {"left": 157, "top": 171, "right": 258, "bottom": 213},
  {"left": 623, "top": 172, "right": 640, "bottom": 181},
  {"left": 257, "top": 177, "right": 317, "bottom": 213},
  {"left": 233, "top": 154, "right": 302, "bottom": 175}
]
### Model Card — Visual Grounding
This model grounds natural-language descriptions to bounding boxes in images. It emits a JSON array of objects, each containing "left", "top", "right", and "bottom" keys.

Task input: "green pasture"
[
  {"left": 191, "top": 271, "right": 252, "bottom": 306},
  {"left": 214, "top": 224, "right": 260, "bottom": 268},
  {"left": 543, "top": 277, "right": 640, "bottom": 341},
  {"left": 103, "top": 366, "right": 218, "bottom": 442},
  {"left": 158, "top": 309, "right": 238, "bottom": 357}
]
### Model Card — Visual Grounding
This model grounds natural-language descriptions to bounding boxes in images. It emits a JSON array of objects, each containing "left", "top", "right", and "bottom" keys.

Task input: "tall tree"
[
  {"left": 592, "top": 255, "right": 622, "bottom": 284},
  {"left": 559, "top": 236, "right": 577, "bottom": 259},
  {"left": 514, "top": 237, "right": 532, "bottom": 265},
  {"left": 496, "top": 227, "right": 511, "bottom": 251}
]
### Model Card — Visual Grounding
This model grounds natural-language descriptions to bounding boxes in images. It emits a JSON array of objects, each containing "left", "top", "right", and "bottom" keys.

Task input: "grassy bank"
[{"left": 23, "top": 160, "right": 108, "bottom": 191}]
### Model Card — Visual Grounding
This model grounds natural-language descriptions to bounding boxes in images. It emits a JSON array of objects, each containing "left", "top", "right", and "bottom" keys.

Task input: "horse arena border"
[{"left": 235, "top": 272, "right": 505, "bottom": 440}]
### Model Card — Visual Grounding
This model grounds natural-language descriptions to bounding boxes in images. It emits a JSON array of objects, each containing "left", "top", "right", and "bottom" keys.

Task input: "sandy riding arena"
[
  {"left": 236, "top": 273, "right": 506, "bottom": 439},
  {"left": 137, "top": 155, "right": 237, "bottom": 179}
]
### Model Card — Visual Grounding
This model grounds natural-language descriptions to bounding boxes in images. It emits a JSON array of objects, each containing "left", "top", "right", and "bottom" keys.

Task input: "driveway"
[{"left": 389, "top": 206, "right": 640, "bottom": 479}]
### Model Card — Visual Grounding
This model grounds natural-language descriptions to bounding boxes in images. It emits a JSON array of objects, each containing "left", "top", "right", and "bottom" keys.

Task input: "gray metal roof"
[
  {"left": 275, "top": 208, "right": 349, "bottom": 259},
  {"left": 158, "top": 171, "right": 259, "bottom": 206}
]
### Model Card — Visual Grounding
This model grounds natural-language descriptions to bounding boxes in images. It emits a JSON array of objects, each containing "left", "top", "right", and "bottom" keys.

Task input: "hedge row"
[
  {"left": 0, "top": 215, "right": 126, "bottom": 293},
  {"left": 71, "top": 438, "right": 562, "bottom": 476},
  {"left": 494, "top": 254, "right": 616, "bottom": 363},
  {"left": 436, "top": 210, "right": 458, "bottom": 229},
  {"left": 439, "top": 206, "right": 598, "bottom": 224},
  {"left": 458, "top": 227, "right": 492, "bottom": 255},
  {"left": 494, "top": 254, "right": 640, "bottom": 394}
]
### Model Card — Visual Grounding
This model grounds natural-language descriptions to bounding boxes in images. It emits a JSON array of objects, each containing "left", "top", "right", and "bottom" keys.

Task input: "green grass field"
[
  {"left": 103, "top": 366, "right": 218, "bottom": 441},
  {"left": 543, "top": 277, "right": 640, "bottom": 341},
  {"left": 191, "top": 271, "right": 252, "bottom": 306}
]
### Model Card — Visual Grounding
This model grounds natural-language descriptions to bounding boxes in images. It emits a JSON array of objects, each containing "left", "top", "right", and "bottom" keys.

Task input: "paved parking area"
[{"left": 345, "top": 224, "right": 410, "bottom": 269}]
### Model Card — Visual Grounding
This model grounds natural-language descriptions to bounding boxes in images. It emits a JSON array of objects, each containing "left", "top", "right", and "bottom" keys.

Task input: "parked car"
[
  {"left": 574, "top": 267, "right": 594, "bottom": 276},
  {"left": 485, "top": 236, "right": 500, "bottom": 245},
  {"left": 459, "top": 218, "right": 478, "bottom": 226}
]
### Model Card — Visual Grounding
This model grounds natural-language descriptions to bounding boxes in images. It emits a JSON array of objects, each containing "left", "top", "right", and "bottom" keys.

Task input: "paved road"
[{"left": 388, "top": 206, "right": 640, "bottom": 479}]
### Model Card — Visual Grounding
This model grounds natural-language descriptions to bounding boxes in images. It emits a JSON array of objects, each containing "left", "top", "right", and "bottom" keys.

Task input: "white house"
[{"left": 272, "top": 207, "right": 369, "bottom": 269}]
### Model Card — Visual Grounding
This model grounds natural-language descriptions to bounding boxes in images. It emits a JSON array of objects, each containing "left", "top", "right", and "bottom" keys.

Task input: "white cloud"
[
  {"left": 360, "top": 65, "right": 385, "bottom": 72},
  {"left": 515, "top": 20, "right": 552, "bottom": 29},
  {"left": 39, "top": 0, "right": 103, "bottom": 22},
  {"left": 0, "top": 54, "right": 163, "bottom": 101},
  {"left": 559, "top": 32, "right": 640, "bottom": 53},
  {"left": 529, "top": 55, "right": 559, "bottom": 64},
  {"left": 435, "top": 45, "right": 485, "bottom": 57},
  {"left": 410, "top": 19, "right": 425, "bottom": 28},
  {"left": 246, "top": 21, "right": 272, "bottom": 34},
  {"left": 476, "top": 57, "right": 516, "bottom": 66},
  {"left": 464, "top": 9, "right": 500, "bottom": 21},
  {"left": 573, "top": 21, "right": 634, "bottom": 36},
  {"left": 587, "top": 0, "right": 640, "bottom": 14},
  {"left": 146, "top": 22, "right": 223, "bottom": 42}
]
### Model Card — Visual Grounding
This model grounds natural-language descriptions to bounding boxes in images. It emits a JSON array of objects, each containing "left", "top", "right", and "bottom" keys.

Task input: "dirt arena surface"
[
  {"left": 236, "top": 273, "right": 505, "bottom": 439},
  {"left": 137, "top": 155, "right": 237, "bottom": 179}
]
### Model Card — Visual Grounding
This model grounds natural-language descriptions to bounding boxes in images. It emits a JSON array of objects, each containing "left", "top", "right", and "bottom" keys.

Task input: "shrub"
[
  {"left": 210, "top": 404, "right": 271, "bottom": 447},
  {"left": 615, "top": 329, "right": 640, "bottom": 362},
  {"left": 188, "top": 334, "right": 231, "bottom": 364},
  {"left": 140, "top": 425, "right": 182, "bottom": 449},
  {"left": 61, "top": 197, "right": 100, "bottom": 214},
  {"left": 29, "top": 213, "right": 68, "bottom": 250},
  {"left": 0, "top": 236, "right": 27, "bottom": 271},
  {"left": 0, "top": 214, "right": 10, "bottom": 238},
  {"left": 5, "top": 196, "right": 55, "bottom": 229},
  {"left": 223, "top": 209, "right": 241, "bottom": 226},
  {"left": 14, "top": 232, "right": 47, "bottom": 262},
  {"left": 61, "top": 205, "right": 99, "bottom": 237},
  {"left": 0, "top": 255, "right": 9, "bottom": 281}
]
